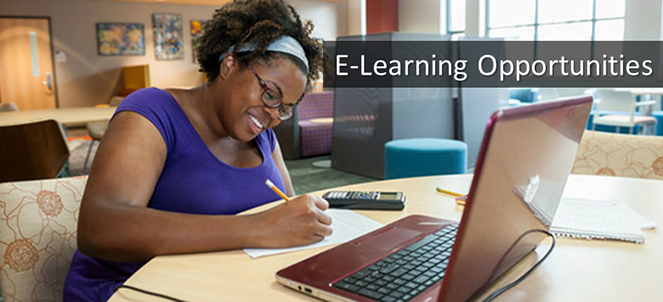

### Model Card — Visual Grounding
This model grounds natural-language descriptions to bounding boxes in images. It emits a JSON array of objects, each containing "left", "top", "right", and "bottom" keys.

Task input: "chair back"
[
  {"left": 508, "top": 88, "right": 537, "bottom": 103},
  {"left": 572, "top": 130, "right": 663, "bottom": 180},
  {"left": 0, "top": 103, "right": 19, "bottom": 112},
  {"left": 0, "top": 176, "right": 87, "bottom": 302},
  {"left": 596, "top": 89, "right": 636, "bottom": 114},
  {"left": 109, "top": 96, "right": 125, "bottom": 107},
  {"left": 0, "top": 119, "right": 70, "bottom": 183},
  {"left": 536, "top": 88, "right": 560, "bottom": 102}
]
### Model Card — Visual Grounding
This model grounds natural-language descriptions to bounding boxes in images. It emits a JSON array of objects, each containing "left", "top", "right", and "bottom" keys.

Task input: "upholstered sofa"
[{"left": 274, "top": 91, "right": 334, "bottom": 159}]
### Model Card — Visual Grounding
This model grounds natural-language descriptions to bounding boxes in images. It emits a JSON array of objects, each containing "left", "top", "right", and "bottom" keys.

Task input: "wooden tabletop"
[
  {"left": 109, "top": 174, "right": 663, "bottom": 302},
  {"left": 0, "top": 106, "right": 117, "bottom": 127}
]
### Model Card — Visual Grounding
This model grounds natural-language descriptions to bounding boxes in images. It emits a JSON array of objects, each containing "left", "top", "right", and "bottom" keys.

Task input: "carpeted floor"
[
  {"left": 284, "top": 156, "right": 376, "bottom": 194},
  {"left": 68, "top": 140, "right": 98, "bottom": 176},
  {"left": 67, "top": 142, "right": 376, "bottom": 195}
]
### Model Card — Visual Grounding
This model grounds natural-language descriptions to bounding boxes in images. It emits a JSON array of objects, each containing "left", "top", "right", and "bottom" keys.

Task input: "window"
[
  {"left": 447, "top": 0, "right": 466, "bottom": 39},
  {"left": 486, "top": 0, "right": 625, "bottom": 41}
]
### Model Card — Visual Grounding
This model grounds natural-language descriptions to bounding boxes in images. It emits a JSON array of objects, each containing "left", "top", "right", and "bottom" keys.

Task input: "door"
[{"left": 0, "top": 17, "right": 57, "bottom": 110}]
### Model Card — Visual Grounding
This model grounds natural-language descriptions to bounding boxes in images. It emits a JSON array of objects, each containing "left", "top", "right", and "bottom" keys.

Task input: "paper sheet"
[
  {"left": 633, "top": 210, "right": 657, "bottom": 230},
  {"left": 551, "top": 198, "right": 646, "bottom": 243},
  {"left": 244, "top": 209, "right": 383, "bottom": 258}
]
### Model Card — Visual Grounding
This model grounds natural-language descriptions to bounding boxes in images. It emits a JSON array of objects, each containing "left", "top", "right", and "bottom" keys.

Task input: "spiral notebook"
[{"left": 551, "top": 198, "right": 646, "bottom": 244}]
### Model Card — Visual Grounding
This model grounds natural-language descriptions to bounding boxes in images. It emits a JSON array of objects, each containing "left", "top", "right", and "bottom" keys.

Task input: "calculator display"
[{"left": 379, "top": 192, "right": 399, "bottom": 200}]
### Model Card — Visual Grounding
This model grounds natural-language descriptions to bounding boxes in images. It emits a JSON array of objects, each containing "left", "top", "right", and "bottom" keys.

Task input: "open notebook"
[{"left": 551, "top": 198, "right": 647, "bottom": 244}]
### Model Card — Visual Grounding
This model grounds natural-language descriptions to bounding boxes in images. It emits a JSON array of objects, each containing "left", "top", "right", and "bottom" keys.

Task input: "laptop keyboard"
[{"left": 332, "top": 224, "right": 458, "bottom": 302}]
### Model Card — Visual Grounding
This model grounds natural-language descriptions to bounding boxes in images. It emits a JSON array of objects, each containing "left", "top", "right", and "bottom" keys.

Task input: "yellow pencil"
[
  {"left": 454, "top": 195, "right": 467, "bottom": 206},
  {"left": 435, "top": 187, "right": 465, "bottom": 197},
  {"left": 265, "top": 179, "right": 290, "bottom": 201}
]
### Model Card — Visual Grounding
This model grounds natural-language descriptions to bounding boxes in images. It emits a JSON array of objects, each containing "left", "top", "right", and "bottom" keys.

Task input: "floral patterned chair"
[
  {"left": 0, "top": 176, "right": 87, "bottom": 302},
  {"left": 572, "top": 130, "right": 663, "bottom": 180}
]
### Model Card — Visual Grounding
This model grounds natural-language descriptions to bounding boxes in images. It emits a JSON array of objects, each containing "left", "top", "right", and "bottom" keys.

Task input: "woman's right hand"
[{"left": 249, "top": 194, "right": 333, "bottom": 248}]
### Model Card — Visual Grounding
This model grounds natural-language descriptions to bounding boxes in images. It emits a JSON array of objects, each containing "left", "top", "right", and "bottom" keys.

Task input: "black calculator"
[{"left": 322, "top": 191, "right": 406, "bottom": 210}]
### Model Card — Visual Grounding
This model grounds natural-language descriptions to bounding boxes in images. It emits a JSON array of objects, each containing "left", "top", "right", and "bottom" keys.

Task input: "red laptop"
[{"left": 276, "top": 96, "right": 593, "bottom": 302}]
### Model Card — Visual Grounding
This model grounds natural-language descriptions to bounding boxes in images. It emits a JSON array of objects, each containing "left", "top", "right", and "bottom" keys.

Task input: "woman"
[{"left": 64, "top": 0, "right": 330, "bottom": 300}]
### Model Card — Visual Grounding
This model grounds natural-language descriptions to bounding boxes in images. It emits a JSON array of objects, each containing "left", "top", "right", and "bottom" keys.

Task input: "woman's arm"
[
  {"left": 272, "top": 138, "right": 296, "bottom": 196},
  {"left": 77, "top": 112, "right": 331, "bottom": 262}
]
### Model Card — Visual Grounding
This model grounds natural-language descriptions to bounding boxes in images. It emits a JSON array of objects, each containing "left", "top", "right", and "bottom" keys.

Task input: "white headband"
[{"left": 218, "top": 36, "right": 309, "bottom": 71}]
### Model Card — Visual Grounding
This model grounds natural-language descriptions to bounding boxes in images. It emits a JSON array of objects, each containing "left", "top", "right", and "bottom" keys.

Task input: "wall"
[
  {"left": 399, "top": 0, "right": 444, "bottom": 34},
  {"left": 0, "top": 0, "right": 346, "bottom": 108}
]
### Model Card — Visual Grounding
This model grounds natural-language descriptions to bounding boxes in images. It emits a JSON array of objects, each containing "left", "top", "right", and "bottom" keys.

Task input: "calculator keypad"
[{"left": 322, "top": 191, "right": 404, "bottom": 210}]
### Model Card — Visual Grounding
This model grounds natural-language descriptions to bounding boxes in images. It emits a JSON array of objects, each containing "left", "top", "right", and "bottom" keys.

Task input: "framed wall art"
[
  {"left": 96, "top": 23, "right": 145, "bottom": 56},
  {"left": 190, "top": 19, "right": 205, "bottom": 63},
  {"left": 153, "top": 13, "right": 184, "bottom": 60}
]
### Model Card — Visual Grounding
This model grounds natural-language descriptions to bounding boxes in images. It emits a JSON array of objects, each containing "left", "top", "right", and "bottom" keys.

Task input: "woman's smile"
[{"left": 248, "top": 112, "right": 266, "bottom": 135}]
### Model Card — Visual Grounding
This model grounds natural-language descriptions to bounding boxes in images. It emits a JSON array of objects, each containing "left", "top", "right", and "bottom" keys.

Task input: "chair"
[
  {"left": 109, "top": 96, "right": 125, "bottom": 107},
  {"left": 592, "top": 89, "right": 657, "bottom": 135},
  {"left": 0, "top": 102, "right": 19, "bottom": 112},
  {"left": 0, "top": 176, "right": 87, "bottom": 302},
  {"left": 535, "top": 88, "right": 593, "bottom": 103},
  {"left": 535, "top": 88, "right": 561, "bottom": 102},
  {"left": 572, "top": 130, "right": 663, "bottom": 180},
  {"left": 83, "top": 120, "right": 109, "bottom": 173},
  {"left": 95, "top": 64, "right": 148, "bottom": 108},
  {"left": 273, "top": 91, "right": 334, "bottom": 159},
  {"left": 508, "top": 88, "right": 538, "bottom": 106},
  {"left": 0, "top": 119, "right": 70, "bottom": 183},
  {"left": 94, "top": 96, "right": 125, "bottom": 108}
]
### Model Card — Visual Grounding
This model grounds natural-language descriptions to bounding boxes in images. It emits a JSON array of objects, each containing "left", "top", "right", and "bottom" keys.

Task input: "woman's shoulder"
[
  {"left": 112, "top": 88, "right": 188, "bottom": 150},
  {"left": 115, "top": 88, "right": 185, "bottom": 119},
  {"left": 120, "top": 88, "right": 174, "bottom": 107}
]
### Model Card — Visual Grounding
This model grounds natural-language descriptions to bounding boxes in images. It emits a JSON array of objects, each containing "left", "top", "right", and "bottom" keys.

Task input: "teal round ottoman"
[{"left": 384, "top": 138, "right": 468, "bottom": 179}]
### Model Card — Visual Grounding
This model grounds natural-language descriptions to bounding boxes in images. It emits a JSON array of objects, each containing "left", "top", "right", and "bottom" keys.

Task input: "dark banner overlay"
[{"left": 323, "top": 41, "right": 663, "bottom": 88}]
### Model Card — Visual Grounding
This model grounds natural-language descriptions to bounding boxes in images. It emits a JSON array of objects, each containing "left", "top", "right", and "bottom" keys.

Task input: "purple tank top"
[{"left": 63, "top": 87, "right": 287, "bottom": 301}]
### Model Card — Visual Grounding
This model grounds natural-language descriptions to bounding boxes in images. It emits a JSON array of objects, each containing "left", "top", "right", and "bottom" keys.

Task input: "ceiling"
[{"left": 77, "top": 0, "right": 344, "bottom": 6}]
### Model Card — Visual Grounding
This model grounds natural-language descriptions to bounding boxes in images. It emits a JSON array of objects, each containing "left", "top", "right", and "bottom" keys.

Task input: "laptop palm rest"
[{"left": 277, "top": 215, "right": 454, "bottom": 287}]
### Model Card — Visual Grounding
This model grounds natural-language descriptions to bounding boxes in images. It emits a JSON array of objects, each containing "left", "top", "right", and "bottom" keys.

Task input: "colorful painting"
[
  {"left": 153, "top": 14, "right": 184, "bottom": 60},
  {"left": 96, "top": 23, "right": 145, "bottom": 56},
  {"left": 190, "top": 20, "right": 205, "bottom": 63}
]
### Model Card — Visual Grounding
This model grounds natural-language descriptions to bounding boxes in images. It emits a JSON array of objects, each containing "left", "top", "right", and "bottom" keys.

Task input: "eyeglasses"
[{"left": 248, "top": 64, "right": 294, "bottom": 121}]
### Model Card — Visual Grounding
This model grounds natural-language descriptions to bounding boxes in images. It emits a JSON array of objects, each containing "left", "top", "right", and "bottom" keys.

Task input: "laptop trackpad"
[
  {"left": 326, "top": 227, "right": 425, "bottom": 277},
  {"left": 352, "top": 226, "right": 422, "bottom": 249}
]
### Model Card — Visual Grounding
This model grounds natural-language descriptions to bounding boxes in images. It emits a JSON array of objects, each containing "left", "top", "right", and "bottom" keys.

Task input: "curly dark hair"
[{"left": 197, "top": 0, "right": 323, "bottom": 91}]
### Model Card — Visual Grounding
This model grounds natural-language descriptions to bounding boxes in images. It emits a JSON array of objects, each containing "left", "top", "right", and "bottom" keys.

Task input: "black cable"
[
  {"left": 482, "top": 230, "right": 556, "bottom": 302},
  {"left": 114, "top": 284, "right": 190, "bottom": 302}
]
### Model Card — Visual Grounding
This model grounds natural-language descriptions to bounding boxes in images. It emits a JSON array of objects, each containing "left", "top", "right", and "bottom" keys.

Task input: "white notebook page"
[
  {"left": 551, "top": 198, "right": 645, "bottom": 244},
  {"left": 244, "top": 209, "right": 383, "bottom": 258}
]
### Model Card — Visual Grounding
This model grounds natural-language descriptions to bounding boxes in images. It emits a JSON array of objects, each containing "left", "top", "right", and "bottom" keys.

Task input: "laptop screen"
[{"left": 440, "top": 96, "right": 593, "bottom": 301}]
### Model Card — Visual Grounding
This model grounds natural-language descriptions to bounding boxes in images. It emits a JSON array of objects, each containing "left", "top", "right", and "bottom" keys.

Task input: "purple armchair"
[{"left": 273, "top": 91, "right": 334, "bottom": 159}]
